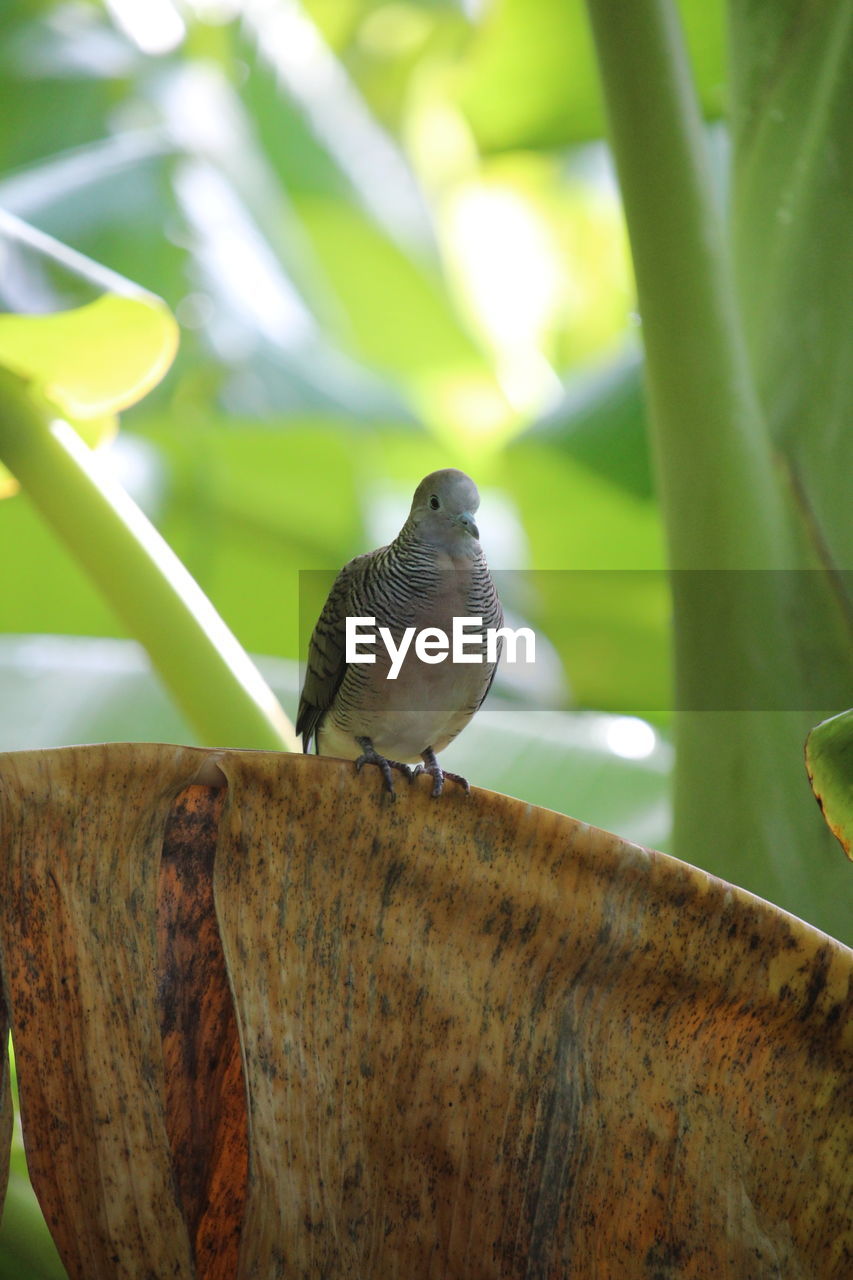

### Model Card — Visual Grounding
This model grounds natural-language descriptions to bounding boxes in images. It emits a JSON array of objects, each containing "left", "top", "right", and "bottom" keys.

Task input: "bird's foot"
[
  {"left": 413, "top": 747, "right": 470, "bottom": 798},
  {"left": 355, "top": 737, "right": 414, "bottom": 798}
]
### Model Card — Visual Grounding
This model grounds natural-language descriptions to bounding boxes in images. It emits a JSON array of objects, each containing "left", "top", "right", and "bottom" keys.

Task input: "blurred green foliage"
[
  {"left": 0, "top": 1, "right": 850, "bottom": 1274},
  {"left": 0, "top": 0, "right": 678, "bottom": 733}
]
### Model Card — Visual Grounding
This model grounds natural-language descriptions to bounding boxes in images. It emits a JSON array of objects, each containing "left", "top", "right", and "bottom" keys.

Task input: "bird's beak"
[{"left": 456, "top": 511, "right": 479, "bottom": 539}]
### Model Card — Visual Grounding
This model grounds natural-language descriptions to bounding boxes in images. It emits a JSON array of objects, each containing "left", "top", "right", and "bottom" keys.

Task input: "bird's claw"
[
  {"left": 355, "top": 738, "right": 413, "bottom": 798},
  {"left": 413, "top": 749, "right": 470, "bottom": 798}
]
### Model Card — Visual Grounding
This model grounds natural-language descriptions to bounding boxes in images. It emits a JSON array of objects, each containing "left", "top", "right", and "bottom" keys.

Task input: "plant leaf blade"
[
  {"left": 0, "top": 294, "right": 178, "bottom": 420},
  {"left": 0, "top": 744, "right": 201, "bottom": 1278},
  {"left": 805, "top": 709, "right": 853, "bottom": 860}
]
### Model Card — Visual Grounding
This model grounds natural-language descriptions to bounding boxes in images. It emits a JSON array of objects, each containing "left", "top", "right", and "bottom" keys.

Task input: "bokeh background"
[
  {"left": 0, "top": 0, "right": 707, "bottom": 824},
  {"left": 1, "top": 1, "right": 846, "bottom": 1275}
]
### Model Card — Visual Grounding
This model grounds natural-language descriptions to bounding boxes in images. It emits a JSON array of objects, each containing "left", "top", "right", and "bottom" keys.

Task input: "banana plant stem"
[
  {"left": 585, "top": 0, "right": 793, "bottom": 574},
  {"left": 0, "top": 370, "right": 297, "bottom": 752}
]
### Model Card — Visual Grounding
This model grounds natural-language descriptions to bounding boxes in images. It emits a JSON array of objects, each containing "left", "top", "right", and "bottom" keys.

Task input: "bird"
[{"left": 297, "top": 469, "right": 502, "bottom": 796}]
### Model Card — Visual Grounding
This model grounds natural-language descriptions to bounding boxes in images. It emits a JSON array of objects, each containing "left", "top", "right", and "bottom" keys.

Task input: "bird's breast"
[{"left": 318, "top": 550, "right": 500, "bottom": 762}]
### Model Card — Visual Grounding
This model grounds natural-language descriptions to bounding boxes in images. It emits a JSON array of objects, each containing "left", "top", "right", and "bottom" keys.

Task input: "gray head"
[{"left": 404, "top": 468, "right": 481, "bottom": 547}]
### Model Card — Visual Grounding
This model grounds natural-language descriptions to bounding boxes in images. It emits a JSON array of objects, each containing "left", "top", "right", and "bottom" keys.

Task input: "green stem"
[
  {"left": 584, "top": 0, "right": 792, "bottom": 573},
  {"left": 582, "top": 1, "right": 853, "bottom": 943},
  {"left": 584, "top": 0, "right": 806, "bottom": 712},
  {"left": 0, "top": 370, "right": 296, "bottom": 752}
]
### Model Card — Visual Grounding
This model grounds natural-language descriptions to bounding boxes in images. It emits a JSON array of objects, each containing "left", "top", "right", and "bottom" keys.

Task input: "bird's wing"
[
  {"left": 474, "top": 594, "right": 503, "bottom": 712},
  {"left": 296, "top": 555, "right": 369, "bottom": 752}
]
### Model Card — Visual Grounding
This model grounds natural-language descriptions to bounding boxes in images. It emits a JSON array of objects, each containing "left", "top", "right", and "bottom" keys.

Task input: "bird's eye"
[{"left": 429, "top": 495, "right": 440, "bottom": 510}]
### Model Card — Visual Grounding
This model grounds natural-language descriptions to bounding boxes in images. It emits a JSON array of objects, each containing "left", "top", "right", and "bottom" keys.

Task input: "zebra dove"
[{"left": 297, "top": 469, "right": 502, "bottom": 796}]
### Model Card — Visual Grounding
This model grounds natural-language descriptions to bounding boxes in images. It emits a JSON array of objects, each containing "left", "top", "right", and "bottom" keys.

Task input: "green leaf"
[
  {"left": 0, "top": 295, "right": 178, "bottom": 420},
  {"left": 126, "top": 415, "right": 368, "bottom": 658},
  {"left": 0, "top": 2, "right": 125, "bottom": 178},
  {"left": 500, "top": 437, "right": 665, "bottom": 571},
  {"left": 0, "top": 211, "right": 179, "bottom": 495},
  {"left": 0, "top": 482, "right": 123, "bottom": 636},
  {"left": 294, "top": 197, "right": 512, "bottom": 436},
  {"left": 730, "top": 0, "right": 853, "bottom": 577},
  {"left": 0, "top": 135, "right": 188, "bottom": 339},
  {"left": 454, "top": 0, "right": 726, "bottom": 152},
  {"left": 497, "top": 440, "right": 669, "bottom": 718},
  {"left": 805, "top": 710, "right": 853, "bottom": 861},
  {"left": 526, "top": 350, "right": 653, "bottom": 499}
]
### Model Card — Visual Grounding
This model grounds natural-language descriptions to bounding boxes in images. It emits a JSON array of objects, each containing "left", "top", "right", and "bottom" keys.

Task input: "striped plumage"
[{"left": 297, "top": 469, "right": 502, "bottom": 795}]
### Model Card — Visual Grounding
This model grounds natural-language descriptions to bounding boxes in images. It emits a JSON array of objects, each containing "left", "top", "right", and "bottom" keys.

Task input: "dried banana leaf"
[{"left": 0, "top": 744, "right": 850, "bottom": 1278}]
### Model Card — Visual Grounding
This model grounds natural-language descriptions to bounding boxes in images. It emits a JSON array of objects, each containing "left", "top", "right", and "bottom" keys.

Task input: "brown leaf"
[
  {"left": 1, "top": 991, "right": 10, "bottom": 1213},
  {"left": 0, "top": 744, "right": 201, "bottom": 1277},
  {"left": 157, "top": 783, "right": 247, "bottom": 1277},
  {"left": 214, "top": 752, "right": 852, "bottom": 1278},
  {"left": 0, "top": 744, "right": 851, "bottom": 1278}
]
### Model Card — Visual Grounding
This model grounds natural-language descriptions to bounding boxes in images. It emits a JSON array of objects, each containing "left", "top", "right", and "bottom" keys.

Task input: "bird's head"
[{"left": 406, "top": 469, "right": 481, "bottom": 550}]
